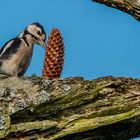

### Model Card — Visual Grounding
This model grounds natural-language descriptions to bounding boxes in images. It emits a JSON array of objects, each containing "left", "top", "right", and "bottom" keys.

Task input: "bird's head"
[{"left": 24, "top": 23, "right": 47, "bottom": 48}]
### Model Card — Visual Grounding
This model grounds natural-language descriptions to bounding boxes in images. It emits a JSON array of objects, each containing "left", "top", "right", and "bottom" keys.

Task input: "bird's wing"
[{"left": 0, "top": 38, "right": 21, "bottom": 59}]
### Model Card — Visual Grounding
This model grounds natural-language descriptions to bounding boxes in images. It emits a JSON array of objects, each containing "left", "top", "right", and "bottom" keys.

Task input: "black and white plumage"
[{"left": 0, "top": 23, "right": 46, "bottom": 76}]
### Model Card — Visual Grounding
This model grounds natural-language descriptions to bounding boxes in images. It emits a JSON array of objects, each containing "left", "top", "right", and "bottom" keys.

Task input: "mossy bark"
[
  {"left": 92, "top": 0, "right": 140, "bottom": 21},
  {"left": 0, "top": 76, "right": 140, "bottom": 139}
]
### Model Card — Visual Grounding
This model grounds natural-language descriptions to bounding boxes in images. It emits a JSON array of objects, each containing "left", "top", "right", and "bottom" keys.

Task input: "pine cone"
[{"left": 42, "top": 28, "right": 64, "bottom": 79}]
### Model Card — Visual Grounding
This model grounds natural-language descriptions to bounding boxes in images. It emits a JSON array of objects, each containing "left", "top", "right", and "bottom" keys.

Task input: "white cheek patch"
[
  {"left": 27, "top": 25, "right": 37, "bottom": 35},
  {"left": 27, "top": 25, "right": 43, "bottom": 40}
]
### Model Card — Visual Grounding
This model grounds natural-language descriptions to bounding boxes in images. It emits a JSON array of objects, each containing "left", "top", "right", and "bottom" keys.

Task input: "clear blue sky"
[{"left": 0, "top": 0, "right": 140, "bottom": 80}]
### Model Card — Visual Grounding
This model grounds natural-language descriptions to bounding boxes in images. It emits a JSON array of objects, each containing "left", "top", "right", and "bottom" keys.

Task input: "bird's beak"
[{"left": 37, "top": 39, "right": 47, "bottom": 49}]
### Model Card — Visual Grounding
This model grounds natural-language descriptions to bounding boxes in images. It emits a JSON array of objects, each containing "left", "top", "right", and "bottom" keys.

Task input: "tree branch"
[
  {"left": 92, "top": 0, "right": 140, "bottom": 21},
  {"left": 0, "top": 76, "right": 140, "bottom": 139}
]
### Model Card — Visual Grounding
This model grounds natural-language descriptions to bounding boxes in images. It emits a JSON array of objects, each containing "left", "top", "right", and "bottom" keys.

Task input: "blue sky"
[{"left": 0, "top": 0, "right": 140, "bottom": 80}]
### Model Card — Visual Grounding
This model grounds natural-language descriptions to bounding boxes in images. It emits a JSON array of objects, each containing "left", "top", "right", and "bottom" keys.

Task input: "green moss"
[
  {"left": 58, "top": 84, "right": 105, "bottom": 110},
  {"left": 0, "top": 130, "right": 6, "bottom": 138},
  {"left": 0, "top": 115, "right": 11, "bottom": 139},
  {"left": 0, "top": 118, "right": 58, "bottom": 139},
  {"left": 11, "top": 120, "right": 58, "bottom": 133},
  {"left": 49, "top": 107, "right": 140, "bottom": 140}
]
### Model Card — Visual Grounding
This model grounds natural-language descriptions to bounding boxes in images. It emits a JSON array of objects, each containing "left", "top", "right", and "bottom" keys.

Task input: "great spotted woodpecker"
[{"left": 0, "top": 23, "right": 46, "bottom": 76}]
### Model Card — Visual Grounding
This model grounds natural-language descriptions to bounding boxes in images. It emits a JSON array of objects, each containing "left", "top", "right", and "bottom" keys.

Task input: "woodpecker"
[{"left": 0, "top": 23, "right": 46, "bottom": 76}]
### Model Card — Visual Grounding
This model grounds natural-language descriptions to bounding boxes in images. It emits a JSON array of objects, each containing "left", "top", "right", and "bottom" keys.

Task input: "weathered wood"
[
  {"left": 0, "top": 76, "right": 140, "bottom": 139},
  {"left": 92, "top": 0, "right": 140, "bottom": 21}
]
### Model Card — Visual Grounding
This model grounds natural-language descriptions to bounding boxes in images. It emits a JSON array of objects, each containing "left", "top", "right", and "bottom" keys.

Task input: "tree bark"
[
  {"left": 92, "top": 0, "right": 140, "bottom": 21},
  {"left": 0, "top": 75, "right": 140, "bottom": 139}
]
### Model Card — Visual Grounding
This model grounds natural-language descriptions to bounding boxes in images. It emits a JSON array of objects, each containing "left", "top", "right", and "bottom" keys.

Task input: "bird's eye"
[{"left": 37, "top": 31, "right": 41, "bottom": 35}]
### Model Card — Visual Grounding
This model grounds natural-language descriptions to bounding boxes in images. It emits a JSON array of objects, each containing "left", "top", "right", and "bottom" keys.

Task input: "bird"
[{"left": 0, "top": 22, "right": 46, "bottom": 76}]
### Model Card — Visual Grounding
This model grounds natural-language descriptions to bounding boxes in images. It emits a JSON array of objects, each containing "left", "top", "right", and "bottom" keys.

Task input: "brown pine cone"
[{"left": 42, "top": 28, "right": 64, "bottom": 79}]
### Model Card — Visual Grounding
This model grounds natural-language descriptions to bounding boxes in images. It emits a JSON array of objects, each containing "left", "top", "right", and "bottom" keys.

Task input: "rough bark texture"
[
  {"left": 0, "top": 75, "right": 140, "bottom": 139},
  {"left": 92, "top": 0, "right": 140, "bottom": 21}
]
